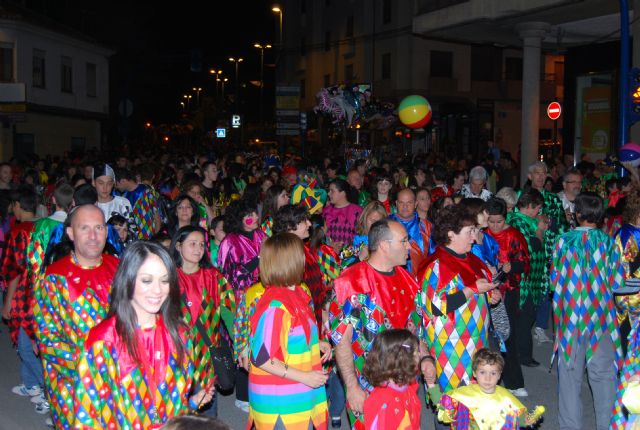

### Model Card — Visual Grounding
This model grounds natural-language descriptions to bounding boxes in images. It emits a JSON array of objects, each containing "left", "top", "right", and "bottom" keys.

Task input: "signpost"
[{"left": 547, "top": 101, "right": 562, "bottom": 120}]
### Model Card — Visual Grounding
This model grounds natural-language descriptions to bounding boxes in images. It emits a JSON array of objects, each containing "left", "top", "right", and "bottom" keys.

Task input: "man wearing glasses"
[{"left": 557, "top": 169, "right": 583, "bottom": 229}]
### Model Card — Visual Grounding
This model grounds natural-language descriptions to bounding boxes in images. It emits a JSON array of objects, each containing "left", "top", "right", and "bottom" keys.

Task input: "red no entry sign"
[{"left": 547, "top": 102, "right": 562, "bottom": 120}]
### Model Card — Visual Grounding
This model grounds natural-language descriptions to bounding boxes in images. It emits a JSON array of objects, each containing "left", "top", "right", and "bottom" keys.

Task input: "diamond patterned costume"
[
  {"left": 1, "top": 220, "right": 35, "bottom": 345},
  {"left": 33, "top": 254, "right": 118, "bottom": 430},
  {"left": 121, "top": 184, "right": 160, "bottom": 240},
  {"left": 611, "top": 316, "right": 640, "bottom": 430},
  {"left": 177, "top": 267, "right": 235, "bottom": 390},
  {"left": 26, "top": 213, "right": 65, "bottom": 279},
  {"left": 73, "top": 315, "right": 194, "bottom": 429},
  {"left": 316, "top": 243, "right": 342, "bottom": 288},
  {"left": 506, "top": 211, "right": 547, "bottom": 306},
  {"left": 418, "top": 247, "right": 490, "bottom": 393},
  {"left": 329, "top": 262, "right": 420, "bottom": 429},
  {"left": 550, "top": 227, "right": 624, "bottom": 369},
  {"left": 614, "top": 224, "right": 640, "bottom": 327}
]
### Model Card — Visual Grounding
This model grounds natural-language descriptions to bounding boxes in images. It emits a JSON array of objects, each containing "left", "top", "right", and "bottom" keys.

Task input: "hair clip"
[{"left": 401, "top": 343, "right": 412, "bottom": 349}]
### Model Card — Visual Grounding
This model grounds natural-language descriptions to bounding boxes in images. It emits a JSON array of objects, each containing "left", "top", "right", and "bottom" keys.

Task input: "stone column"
[{"left": 516, "top": 22, "right": 550, "bottom": 185}]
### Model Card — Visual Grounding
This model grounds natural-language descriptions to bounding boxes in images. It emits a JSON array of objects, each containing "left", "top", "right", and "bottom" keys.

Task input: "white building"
[{"left": 0, "top": 4, "right": 113, "bottom": 160}]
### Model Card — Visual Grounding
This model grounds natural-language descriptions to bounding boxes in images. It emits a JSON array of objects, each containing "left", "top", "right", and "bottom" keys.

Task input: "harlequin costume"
[
  {"left": 121, "top": 183, "right": 161, "bottom": 240},
  {"left": 437, "top": 384, "right": 532, "bottom": 430},
  {"left": 431, "top": 184, "right": 452, "bottom": 203},
  {"left": 389, "top": 213, "right": 435, "bottom": 276},
  {"left": 32, "top": 253, "right": 118, "bottom": 430},
  {"left": 418, "top": 246, "right": 490, "bottom": 393},
  {"left": 248, "top": 285, "right": 328, "bottom": 430},
  {"left": 73, "top": 315, "right": 195, "bottom": 429},
  {"left": 363, "top": 382, "right": 420, "bottom": 430},
  {"left": 506, "top": 211, "right": 547, "bottom": 306},
  {"left": 26, "top": 211, "right": 66, "bottom": 279},
  {"left": 1, "top": 220, "right": 35, "bottom": 345},
  {"left": 177, "top": 267, "right": 235, "bottom": 391},
  {"left": 614, "top": 224, "right": 640, "bottom": 327},
  {"left": 260, "top": 215, "right": 274, "bottom": 237},
  {"left": 316, "top": 243, "right": 342, "bottom": 289},
  {"left": 329, "top": 261, "right": 420, "bottom": 429},
  {"left": 611, "top": 315, "right": 640, "bottom": 430}
]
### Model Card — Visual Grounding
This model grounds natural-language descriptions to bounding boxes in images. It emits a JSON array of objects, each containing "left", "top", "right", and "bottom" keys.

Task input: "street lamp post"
[
  {"left": 209, "top": 69, "right": 222, "bottom": 98},
  {"left": 220, "top": 77, "right": 228, "bottom": 99},
  {"left": 183, "top": 94, "right": 192, "bottom": 111},
  {"left": 254, "top": 43, "right": 272, "bottom": 129},
  {"left": 192, "top": 87, "right": 202, "bottom": 106},
  {"left": 228, "top": 57, "right": 244, "bottom": 115}
]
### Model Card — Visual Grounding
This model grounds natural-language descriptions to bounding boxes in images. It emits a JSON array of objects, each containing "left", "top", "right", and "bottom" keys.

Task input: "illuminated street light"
[
  {"left": 192, "top": 87, "right": 202, "bottom": 106},
  {"left": 254, "top": 43, "right": 272, "bottom": 128},
  {"left": 229, "top": 57, "right": 244, "bottom": 114}
]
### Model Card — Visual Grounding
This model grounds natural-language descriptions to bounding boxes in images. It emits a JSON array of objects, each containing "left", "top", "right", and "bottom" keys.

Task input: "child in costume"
[
  {"left": 362, "top": 329, "right": 421, "bottom": 430},
  {"left": 435, "top": 348, "right": 544, "bottom": 430}
]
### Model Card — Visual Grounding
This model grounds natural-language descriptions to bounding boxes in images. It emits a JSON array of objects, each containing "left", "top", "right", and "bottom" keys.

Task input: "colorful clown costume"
[
  {"left": 418, "top": 247, "right": 490, "bottom": 394},
  {"left": 121, "top": 183, "right": 161, "bottom": 240},
  {"left": 363, "top": 382, "right": 420, "bottom": 430},
  {"left": 329, "top": 261, "right": 420, "bottom": 429},
  {"left": 611, "top": 317, "right": 640, "bottom": 430},
  {"left": 248, "top": 285, "right": 328, "bottom": 430},
  {"left": 177, "top": 266, "right": 235, "bottom": 390},
  {"left": 33, "top": 254, "right": 118, "bottom": 430},
  {"left": 614, "top": 224, "right": 640, "bottom": 328},
  {"left": 73, "top": 315, "right": 194, "bottom": 429},
  {"left": 26, "top": 211, "right": 66, "bottom": 279}
]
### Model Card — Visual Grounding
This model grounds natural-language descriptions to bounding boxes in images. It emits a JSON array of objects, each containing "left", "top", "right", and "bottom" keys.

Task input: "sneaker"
[
  {"left": 331, "top": 416, "right": 342, "bottom": 428},
  {"left": 534, "top": 327, "right": 552, "bottom": 343},
  {"left": 34, "top": 401, "right": 50, "bottom": 414},
  {"left": 508, "top": 387, "right": 529, "bottom": 397},
  {"left": 234, "top": 399, "right": 249, "bottom": 413},
  {"left": 12, "top": 384, "right": 42, "bottom": 397},
  {"left": 30, "top": 393, "right": 46, "bottom": 404},
  {"left": 45, "top": 417, "right": 53, "bottom": 428}
]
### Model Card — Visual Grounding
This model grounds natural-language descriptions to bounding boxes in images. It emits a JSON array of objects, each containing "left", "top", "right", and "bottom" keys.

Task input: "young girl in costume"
[
  {"left": 433, "top": 348, "right": 544, "bottom": 430},
  {"left": 362, "top": 329, "right": 422, "bottom": 430}
]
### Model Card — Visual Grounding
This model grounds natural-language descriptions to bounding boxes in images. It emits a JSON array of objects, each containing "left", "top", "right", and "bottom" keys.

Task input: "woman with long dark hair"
[
  {"left": 73, "top": 241, "right": 213, "bottom": 429},
  {"left": 260, "top": 184, "right": 289, "bottom": 237},
  {"left": 167, "top": 194, "right": 206, "bottom": 238}
]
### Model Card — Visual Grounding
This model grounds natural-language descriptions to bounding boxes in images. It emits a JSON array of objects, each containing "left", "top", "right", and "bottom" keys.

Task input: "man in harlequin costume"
[
  {"left": 33, "top": 205, "right": 119, "bottom": 429},
  {"left": 26, "top": 183, "right": 74, "bottom": 279},
  {"left": 114, "top": 167, "right": 162, "bottom": 240},
  {"left": 330, "top": 219, "right": 423, "bottom": 430},
  {"left": 390, "top": 188, "right": 435, "bottom": 277},
  {"left": 551, "top": 193, "right": 624, "bottom": 430},
  {"left": 347, "top": 169, "right": 371, "bottom": 208}
]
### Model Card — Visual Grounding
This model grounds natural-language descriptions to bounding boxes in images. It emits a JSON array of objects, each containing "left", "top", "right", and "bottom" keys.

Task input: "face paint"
[{"left": 244, "top": 217, "right": 254, "bottom": 225}]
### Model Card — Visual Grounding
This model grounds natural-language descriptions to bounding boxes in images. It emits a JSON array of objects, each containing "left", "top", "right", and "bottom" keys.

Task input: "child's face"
[
  {"left": 473, "top": 363, "right": 501, "bottom": 394},
  {"left": 211, "top": 221, "right": 226, "bottom": 243},
  {"left": 114, "top": 224, "right": 128, "bottom": 242}
]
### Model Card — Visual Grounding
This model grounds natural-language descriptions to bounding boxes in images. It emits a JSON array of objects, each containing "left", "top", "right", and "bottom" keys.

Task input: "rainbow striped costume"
[
  {"left": 419, "top": 247, "right": 490, "bottom": 393},
  {"left": 73, "top": 316, "right": 194, "bottom": 429},
  {"left": 177, "top": 267, "right": 235, "bottom": 390},
  {"left": 248, "top": 285, "right": 328, "bottom": 430},
  {"left": 33, "top": 254, "right": 118, "bottom": 430}
]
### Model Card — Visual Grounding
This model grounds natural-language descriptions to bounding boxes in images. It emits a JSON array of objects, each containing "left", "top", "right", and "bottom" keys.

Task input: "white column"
[{"left": 516, "top": 22, "right": 550, "bottom": 185}]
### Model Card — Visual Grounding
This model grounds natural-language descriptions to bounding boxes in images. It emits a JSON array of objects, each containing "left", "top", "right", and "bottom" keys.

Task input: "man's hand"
[
  {"left": 346, "top": 384, "right": 367, "bottom": 414},
  {"left": 421, "top": 358, "right": 436, "bottom": 386},
  {"left": 475, "top": 279, "right": 496, "bottom": 294}
]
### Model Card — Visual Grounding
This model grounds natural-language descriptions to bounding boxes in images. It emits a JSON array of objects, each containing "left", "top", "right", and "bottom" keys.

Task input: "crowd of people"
[{"left": 0, "top": 147, "right": 638, "bottom": 430}]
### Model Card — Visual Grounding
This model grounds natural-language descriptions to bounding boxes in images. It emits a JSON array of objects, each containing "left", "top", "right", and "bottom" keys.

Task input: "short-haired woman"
[
  {"left": 73, "top": 241, "right": 212, "bottom": 429},
  {"left": 248, "top": 233, "right": 330, "bottom": 430}
]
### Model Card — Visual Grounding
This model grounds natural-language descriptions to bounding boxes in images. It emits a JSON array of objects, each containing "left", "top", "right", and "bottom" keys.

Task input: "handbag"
[{"left": 195, "top": 317, "right": 237, "bottom": 392}]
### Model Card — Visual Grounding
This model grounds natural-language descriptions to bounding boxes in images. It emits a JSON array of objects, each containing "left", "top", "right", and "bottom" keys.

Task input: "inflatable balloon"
[
  {"left": 620, "top": 142, "right": 640, "bottom": 167},
  {"left": 398, "top": 95, "right": 432, "bottom": 129}
]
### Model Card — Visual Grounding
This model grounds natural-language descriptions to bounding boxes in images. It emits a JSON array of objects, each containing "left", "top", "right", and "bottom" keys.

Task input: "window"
[
  {"left": 300, "top": 79, "right": 305, "bottom": 99},
  {"left": 325, "top": 31, "right": 331, "bottom": 51},
  {"left": 382, "top": 0, "right": 391, "bottom": 24},
  {"left": 33, "top": 49, "right": 46, "bottom": 88},
  {"left": 505, "top": 57, "right": 523, "bottom": 80},
  {"left": 382, "top": 53, "right": 391, "bottom": 79},
  {"left": 86, "top": 62, "right": 96, "bottom": 97},
  {"left": 346, "top": 16, "right": 354, "bottom": 38},
  {"left": 324, "top": 74, "right": 331, "bottom": 87},
  {"left": 345, "top": 64, "right": 354, "bottom": 82},
  {"left": 0, "top": 42, "right": 14, "bottom": 82},
  {"left": 430, "top": 50, "right": 453, "bottom": 78},
  {"left": 300, "top": 37, "right": 306, "bottom": 56},
  {"left": 61, "top": 56, "right": 72, "bottom": 92}
]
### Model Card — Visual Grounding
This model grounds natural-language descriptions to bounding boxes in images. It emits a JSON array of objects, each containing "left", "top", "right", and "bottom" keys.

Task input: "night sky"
[{"left": 22, "top": 0, "right": 276, "bottom": 124}]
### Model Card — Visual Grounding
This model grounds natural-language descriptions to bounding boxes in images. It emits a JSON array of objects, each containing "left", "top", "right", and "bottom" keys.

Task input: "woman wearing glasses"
[{"left": 417, "top": 205, "right": 497, "bottom": 405}]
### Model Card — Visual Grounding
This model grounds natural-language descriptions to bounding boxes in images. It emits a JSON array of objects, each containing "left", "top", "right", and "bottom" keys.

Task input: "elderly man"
[
  {"left": 347, "top": 168, "right": 370, "bottom": 207},
  {"left": 460, "top": 165, "right": 493, "bottom": 201},
  {"left": 557, "top": 168, "right": 582, "bottom": 229},
  {"left": 33, "top": 205, "right": 118, "bottom": 429},
  {"left": 390, "top": 188, "right": 435, "bottom": 276},
  {"left": 330, "top": 219, "right": 426, "bottom": 429}
]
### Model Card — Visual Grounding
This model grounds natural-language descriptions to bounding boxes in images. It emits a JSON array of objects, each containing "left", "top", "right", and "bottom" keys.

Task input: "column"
[{"left": 516, "top": 22, "right": 550, "bottom": 185}]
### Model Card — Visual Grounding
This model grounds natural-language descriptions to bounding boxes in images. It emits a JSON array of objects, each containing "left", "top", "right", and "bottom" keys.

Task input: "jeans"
[
  {"left": 326, "top": 370, "right": 345, "bottom": 418},
  {"left": 200, "top": 392, "right": 218, "bottom": 417},
  {"left": 535, "top": 293, "right": 550, "bottom": 329},
  {"left": 17, "top": 327, "right": 44, "bottom": 389}
]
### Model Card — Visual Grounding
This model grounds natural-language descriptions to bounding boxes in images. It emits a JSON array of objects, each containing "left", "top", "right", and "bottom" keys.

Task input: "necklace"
[{"left": 70, "top": 251, "right": 103, "bottom": 269}]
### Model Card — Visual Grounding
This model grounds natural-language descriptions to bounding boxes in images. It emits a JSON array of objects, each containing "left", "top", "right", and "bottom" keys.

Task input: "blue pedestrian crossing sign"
[{"left": 216, "top": 128, "right": 226, "bottom": 138}]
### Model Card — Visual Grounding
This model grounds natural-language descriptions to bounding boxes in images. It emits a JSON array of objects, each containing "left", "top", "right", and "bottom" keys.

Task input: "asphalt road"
[{"left": 0, "top": 325, "right": 597, "bottom": 430}]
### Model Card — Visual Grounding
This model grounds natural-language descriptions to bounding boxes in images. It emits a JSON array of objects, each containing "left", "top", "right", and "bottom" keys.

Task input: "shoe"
[
  {"left": 34, "top": 401, "right": 50, "bottom": 414},
  {"left": 12, "top": 384, "right": 42, "bottom": 397},
  {"left": 508, "top": 387, "right": 529, "bottom": 397},
  {"left": 30, "top": 393, "right": 46, "bottom": 404},
  {"left": 45, "top": 417, "right": 53, "bottom": 428},
  {"left": 234, "top": 399, "right": 249, "bottom": 413},
  {"left": 533, "top": 327, "right": 552, "bottom": 344},
  {"left": 331, "top": 416, "right": 342, "bottom": 428},
  {"left": 521, "top": 359, "right": 540, "bottom": 367}
]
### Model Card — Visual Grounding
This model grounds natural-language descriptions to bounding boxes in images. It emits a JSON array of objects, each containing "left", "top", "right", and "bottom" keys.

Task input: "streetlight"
[
  {"left": 229, "top": 57, "right": 244, "bottom": 114},
  {"left": 272, "top": 6, "right": 283, "bottom": 48},
  {"left": 183, "top": 94, "right": 192, "bottom": 111},
  {"left": 254, "top": 43, "right": 272, "bottom": 128},
  {"left": 192, "top": 87, "right": 202, "bottom": 106},
  {"left": 219, "top": 77, "right": 229, "bottom": 99},
  {"left": 209, "top": 69, "right": 222, "bottom": 97}
]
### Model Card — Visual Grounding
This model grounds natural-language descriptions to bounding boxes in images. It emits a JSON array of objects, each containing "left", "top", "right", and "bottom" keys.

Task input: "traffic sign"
[
  {"left": 231, "top": 115, "right": 241, "bottom": 128},
  {"left": 547, "top": 102, "right": 562, "bottom": 120},
  {"left": 216, "top": 128, "right": 226, "bottom": 138}
]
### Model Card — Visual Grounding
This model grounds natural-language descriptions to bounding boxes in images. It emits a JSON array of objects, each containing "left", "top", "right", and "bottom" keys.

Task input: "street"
[{"left": 0, "top": 325, "right": 596, "bottom": 430}]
